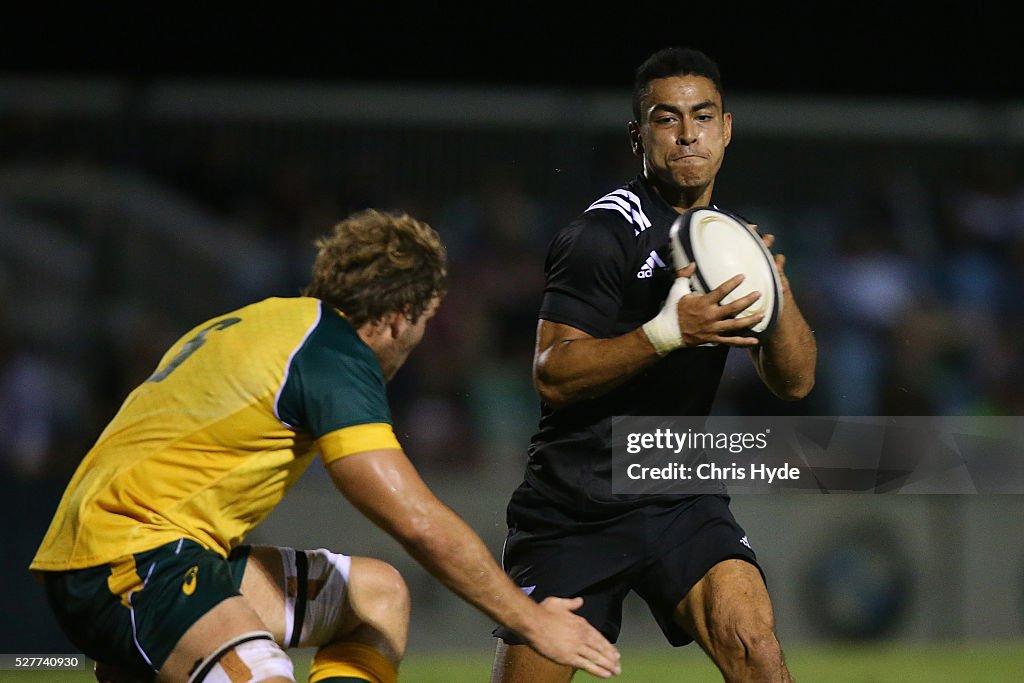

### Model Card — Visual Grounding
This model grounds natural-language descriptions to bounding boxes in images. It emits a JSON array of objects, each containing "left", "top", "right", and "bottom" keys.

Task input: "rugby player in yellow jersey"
[{"left": 30, "top": 209, "right": 621, "bottom": 683}]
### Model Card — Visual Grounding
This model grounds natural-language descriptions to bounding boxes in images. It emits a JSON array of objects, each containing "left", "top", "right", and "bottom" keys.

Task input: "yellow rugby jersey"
[{"left": 31, "top": 297, "right": 400, "bottom": 572}]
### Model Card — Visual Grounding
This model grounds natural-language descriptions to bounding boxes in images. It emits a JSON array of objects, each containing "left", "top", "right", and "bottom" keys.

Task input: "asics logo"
[{"left": 182, "top": 565, "right": 199, "bottom": 596}]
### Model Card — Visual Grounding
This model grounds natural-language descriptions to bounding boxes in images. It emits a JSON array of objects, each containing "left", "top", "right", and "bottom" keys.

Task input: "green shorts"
[{"left": 42, "top": 539, "right": 251, "bottom": 678}]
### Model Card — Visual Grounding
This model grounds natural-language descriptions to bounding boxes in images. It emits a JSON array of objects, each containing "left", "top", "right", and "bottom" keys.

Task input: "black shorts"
[{"left": 493, "top": 484, "right": 762, "bottom": 647}]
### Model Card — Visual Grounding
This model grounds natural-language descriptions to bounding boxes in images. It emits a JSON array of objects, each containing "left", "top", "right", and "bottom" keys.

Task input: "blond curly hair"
[{"left": 303, "top": 209, "right": 447, "bottom": 327}]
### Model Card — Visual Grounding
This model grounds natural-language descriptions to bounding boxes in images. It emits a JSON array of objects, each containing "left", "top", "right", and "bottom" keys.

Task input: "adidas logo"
[{"left": 636, "top": 250, "right": 667, "bottom": 279}]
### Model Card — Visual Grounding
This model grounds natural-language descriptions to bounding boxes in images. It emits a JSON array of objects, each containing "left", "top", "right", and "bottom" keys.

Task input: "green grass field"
[{"left": 3, "top": 642, "right": 1022, "bottom": 682}]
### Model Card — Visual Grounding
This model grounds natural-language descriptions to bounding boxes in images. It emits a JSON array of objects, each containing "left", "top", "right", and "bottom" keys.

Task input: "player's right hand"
[
  {"left": 675, "top": 265, "right": 763, "bottom": 348},
  {"left": 527, "top": 596, "right": 621, "bottom": 678}
]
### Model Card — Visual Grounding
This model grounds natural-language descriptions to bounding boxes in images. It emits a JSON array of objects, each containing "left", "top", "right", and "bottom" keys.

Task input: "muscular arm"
[
  {"left": 327, "top": 449, "right": 620, "bottom": 676},
  {"left": 536, "top": 267, "right": 763, "bottom": 409},
  {"left": 533, "top": 321, "right": 661, "bottom": 409},
  {"left": 329, "top": 450, "right": 541, "bottom": 632},
  {"left": 748, "top": 251, "right": 817, "bottom": 400}
]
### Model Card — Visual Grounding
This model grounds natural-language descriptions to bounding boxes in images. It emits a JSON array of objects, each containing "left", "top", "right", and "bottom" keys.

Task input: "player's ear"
[
  {"left": 383, "top": 310, "right": 407, "bottom": 340},
  {"left": 627, "top": 121, "right": 643, "bottom": 156}
]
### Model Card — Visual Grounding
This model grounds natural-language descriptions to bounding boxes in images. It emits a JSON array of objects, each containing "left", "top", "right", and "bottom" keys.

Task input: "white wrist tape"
[{"left": 642, "top": 276, "right": 692, "bottom": 355}]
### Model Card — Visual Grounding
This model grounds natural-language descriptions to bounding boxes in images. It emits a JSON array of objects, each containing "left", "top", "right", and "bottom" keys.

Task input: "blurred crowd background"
[
  {"left": 2, "top": 75, "right": 1024, "bottom": 653},
  {"left": 3, "top": 81, "right": 1023, "bottom": 481}
]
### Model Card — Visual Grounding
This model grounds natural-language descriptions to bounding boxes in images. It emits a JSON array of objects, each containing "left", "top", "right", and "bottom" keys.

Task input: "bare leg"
[
  {"left": 157, "top": 595, "right": 291, "bottom": 682},
  {"left": 674, "top": 558, "right": 794, "bottom": 682},
  {"left": 240, "top": 545, "right": 409, "bottom": 665},
  {"left": 490, "top": 640, "right": 575, "bottom": 683}
]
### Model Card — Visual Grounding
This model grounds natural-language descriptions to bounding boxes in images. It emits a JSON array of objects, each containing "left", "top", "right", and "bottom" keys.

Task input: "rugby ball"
[{"left": 669, "top": 207, "right": 782, "bottom": 335}]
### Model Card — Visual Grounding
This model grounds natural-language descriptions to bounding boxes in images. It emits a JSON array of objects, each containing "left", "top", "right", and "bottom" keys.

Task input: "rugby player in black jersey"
[{"left": 491, "top": 47, "right": 816, "bottom": 683}]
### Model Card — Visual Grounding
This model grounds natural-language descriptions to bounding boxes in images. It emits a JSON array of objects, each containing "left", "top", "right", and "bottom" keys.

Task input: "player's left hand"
[
  {"left": 527, "top": 596, "right": 622, "bottom": 678},
  {"left": 754, "top": 229, "right": 792, "bottom": 297}
]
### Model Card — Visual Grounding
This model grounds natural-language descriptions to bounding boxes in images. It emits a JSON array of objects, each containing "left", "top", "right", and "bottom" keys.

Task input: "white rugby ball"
[{"left": 669, "top": 207, "right": 782, "bottom": 335}]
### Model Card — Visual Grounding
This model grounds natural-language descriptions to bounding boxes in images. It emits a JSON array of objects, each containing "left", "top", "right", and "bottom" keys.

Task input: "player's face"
[
  {"left": 379, "top": 296, "right": 441, "bottom": 381},
  {"left": 635, "top": 75, "right": 732, "bottom": 203}
]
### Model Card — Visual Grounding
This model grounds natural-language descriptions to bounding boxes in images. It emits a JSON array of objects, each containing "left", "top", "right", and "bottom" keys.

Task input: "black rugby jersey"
[{"left": 522, "top": 174, "right": 730, "bottom": 515}]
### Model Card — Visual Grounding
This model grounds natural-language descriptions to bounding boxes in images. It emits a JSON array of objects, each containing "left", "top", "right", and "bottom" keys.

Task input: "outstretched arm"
[{"left": 327, "top": 448, "right": 621, "bottom": 678}]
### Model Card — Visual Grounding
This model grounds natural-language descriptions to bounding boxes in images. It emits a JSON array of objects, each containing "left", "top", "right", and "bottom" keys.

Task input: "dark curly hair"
[{"left": 302, "top": 209, "right": 448, "bottom": 327}]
